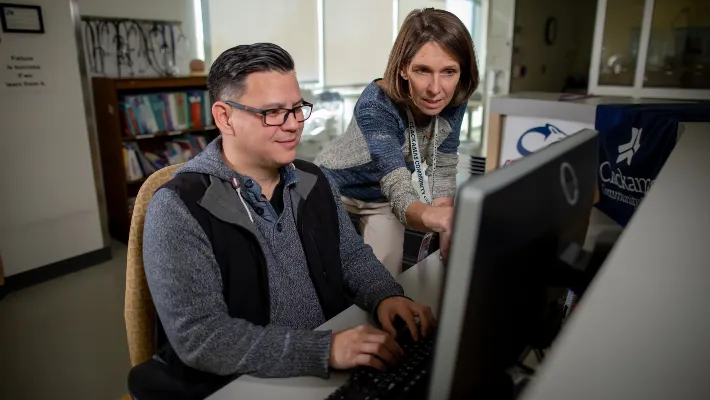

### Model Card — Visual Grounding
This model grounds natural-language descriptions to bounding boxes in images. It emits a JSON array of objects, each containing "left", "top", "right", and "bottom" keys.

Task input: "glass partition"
[
  {"left": 298, "top": 83, "right": 484, "bottom": 161},
  {"left": 643, "top": 0, "right": 710, "bottom": 89},
  {"left": 589, "top": 0, "right": 710, "bottom": 99},
  {"left": 597, "top": 0, "right": 646, "bottom": 86}
]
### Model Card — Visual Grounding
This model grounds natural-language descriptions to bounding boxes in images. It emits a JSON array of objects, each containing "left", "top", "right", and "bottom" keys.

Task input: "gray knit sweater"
[
  {"left": 142, "top": 136, "right": 404, "bottom": 379},
  {"left": 315, "top": 80, "right": 466, "bottom": 223}
]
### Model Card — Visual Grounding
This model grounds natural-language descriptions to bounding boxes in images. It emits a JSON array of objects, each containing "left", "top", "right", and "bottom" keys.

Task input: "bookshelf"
[{"left": 92, "top": 77, "right": 219, "bottom": 243}]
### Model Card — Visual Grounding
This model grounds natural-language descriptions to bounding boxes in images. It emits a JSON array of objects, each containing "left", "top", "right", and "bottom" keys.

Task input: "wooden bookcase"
[{"left": 92, "top": 77, "right": 218, "bottom": 242}]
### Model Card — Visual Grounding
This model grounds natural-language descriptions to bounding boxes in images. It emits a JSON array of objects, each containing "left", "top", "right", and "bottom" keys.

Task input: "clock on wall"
[{"left": 545, "top": 16, "right": 557, "bottom": 46}]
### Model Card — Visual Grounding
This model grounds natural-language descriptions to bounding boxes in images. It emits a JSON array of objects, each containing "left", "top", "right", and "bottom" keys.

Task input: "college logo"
[
  {"left": 616, "top": 127, "right": 643, "bottom": 166},
  {"left": 516, "top": 124, "right": 568, "bottom": 156},
  {"left": 599, "top": 126, "right": 654, "bottom": 209}
]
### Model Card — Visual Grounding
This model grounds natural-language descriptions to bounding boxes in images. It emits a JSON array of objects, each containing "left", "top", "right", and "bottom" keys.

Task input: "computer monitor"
[{"left": 427, "top": 129, "right": 600, "bottom": 399}]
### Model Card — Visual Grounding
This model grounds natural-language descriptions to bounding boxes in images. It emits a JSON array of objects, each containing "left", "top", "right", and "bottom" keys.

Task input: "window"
[
  {"left": 643, "top": 0, "right": 710, "bottom": 89},
  {"left": 207, "top": 0, "right": 319, "bottom": 83},
  {"left": 597, "top": 0, "right": 646, "bottom": 86}
]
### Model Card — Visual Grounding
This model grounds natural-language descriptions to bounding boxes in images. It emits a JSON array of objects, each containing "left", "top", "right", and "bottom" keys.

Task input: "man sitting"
[{"left": 129, "top": 43, "right": 435, "bottom": 399}]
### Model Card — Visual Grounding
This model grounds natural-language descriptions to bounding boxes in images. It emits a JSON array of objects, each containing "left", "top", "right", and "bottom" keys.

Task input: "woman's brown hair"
[{"left": 382, "top": 8, "right": 479, "bottom": 107}]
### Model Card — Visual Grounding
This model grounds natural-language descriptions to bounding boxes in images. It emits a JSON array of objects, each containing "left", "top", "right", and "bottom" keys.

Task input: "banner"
[
  {"left": 594, "top": 104, "right": 710, "bottom": 226},
  {"left": 500, "top": 116, "right": 593, "bottom": 167}
]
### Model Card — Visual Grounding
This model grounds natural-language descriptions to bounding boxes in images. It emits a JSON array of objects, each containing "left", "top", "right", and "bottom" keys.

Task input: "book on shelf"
[
  {"left": 123, "top": 134, "right": 211, "bottom": 182},
  {"left": 120, "top": 90, "right": 213, "bottom": 137}
]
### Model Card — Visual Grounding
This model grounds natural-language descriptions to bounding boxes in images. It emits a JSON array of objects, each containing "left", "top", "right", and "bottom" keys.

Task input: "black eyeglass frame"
[{"left": 223, "top": 100, "right": 314, "bottom": 126}]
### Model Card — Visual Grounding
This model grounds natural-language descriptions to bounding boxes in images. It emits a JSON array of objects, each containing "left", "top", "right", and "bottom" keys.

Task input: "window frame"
[{"left": 588, "top": 0, "right": 710, "bottom": 100}]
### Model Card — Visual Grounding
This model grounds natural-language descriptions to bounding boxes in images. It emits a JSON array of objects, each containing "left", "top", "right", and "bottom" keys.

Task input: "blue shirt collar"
[{"left": 233, "top": 163, "right": 299, "bottom": 204}]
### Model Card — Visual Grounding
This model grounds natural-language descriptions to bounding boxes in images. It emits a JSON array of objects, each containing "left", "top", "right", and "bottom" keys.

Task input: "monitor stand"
[{"left": 511, "top": 228, "right": 623, "bottom": 398}]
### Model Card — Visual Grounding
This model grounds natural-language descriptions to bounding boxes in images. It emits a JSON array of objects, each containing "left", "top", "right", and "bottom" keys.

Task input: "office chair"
[{"left": 124, "top": 163, "right": 183, "bottom": 368}]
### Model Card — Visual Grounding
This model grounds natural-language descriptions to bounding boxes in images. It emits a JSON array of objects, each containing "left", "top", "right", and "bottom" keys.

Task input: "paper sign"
[
  {"left": 499, "top": 116, "right": 594, "bottom": 167},
  {"left": 1, "top": 53, "right": 48, "bottom": 92}
]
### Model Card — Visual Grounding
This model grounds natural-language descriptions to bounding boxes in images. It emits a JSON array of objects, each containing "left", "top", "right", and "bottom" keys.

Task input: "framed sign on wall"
[{"left": 0, "top": 3, "right": 44, "bottom": 34}]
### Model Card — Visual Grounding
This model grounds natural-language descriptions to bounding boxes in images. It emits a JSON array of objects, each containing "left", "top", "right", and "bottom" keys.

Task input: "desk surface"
[{"left": 208, "top": 252, "right": 445, "bottom": 400}]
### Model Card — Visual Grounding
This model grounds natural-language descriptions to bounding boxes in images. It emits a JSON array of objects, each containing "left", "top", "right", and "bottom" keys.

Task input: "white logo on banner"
[
  {"left": 599, "top": 127, "right": 654, "bottom": 209},
  {"left": 616, "top": 127, "right": 642, "bottom": 166}
]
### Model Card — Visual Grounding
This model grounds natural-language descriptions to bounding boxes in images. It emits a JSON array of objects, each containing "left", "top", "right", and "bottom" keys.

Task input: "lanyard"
[{"left": 406, "top": 109, "right": 438, "bottom": 205}]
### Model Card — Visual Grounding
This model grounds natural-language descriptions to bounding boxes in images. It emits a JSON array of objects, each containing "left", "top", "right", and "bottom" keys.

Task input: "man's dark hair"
[{"left": 207, "top": 43, "right": 295, "bottom": 103}]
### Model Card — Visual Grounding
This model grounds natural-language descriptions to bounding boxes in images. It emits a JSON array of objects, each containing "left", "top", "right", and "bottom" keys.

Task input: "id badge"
[{"left": 417, "top": 232, "right": 435, "bottom": 262}]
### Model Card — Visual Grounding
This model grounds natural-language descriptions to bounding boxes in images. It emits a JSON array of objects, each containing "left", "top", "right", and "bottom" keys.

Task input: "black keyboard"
[{"left": 326, "top": 324, "right": 435, "bottom": 400}]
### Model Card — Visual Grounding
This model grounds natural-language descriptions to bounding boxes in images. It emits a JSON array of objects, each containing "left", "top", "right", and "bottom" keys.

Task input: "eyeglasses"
[{"left": 224, "top": 100, "right": 313, "bottom": 126}]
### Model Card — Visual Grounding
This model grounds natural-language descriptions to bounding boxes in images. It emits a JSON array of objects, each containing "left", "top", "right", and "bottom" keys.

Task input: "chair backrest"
[{"left": 125, "top": 163, "right": 183, "bottom": 367}]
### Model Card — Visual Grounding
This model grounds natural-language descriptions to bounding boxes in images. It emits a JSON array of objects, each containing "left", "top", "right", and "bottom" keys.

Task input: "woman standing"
[{"left": 316, "top": 8, "right": 479, "bottom": 275}]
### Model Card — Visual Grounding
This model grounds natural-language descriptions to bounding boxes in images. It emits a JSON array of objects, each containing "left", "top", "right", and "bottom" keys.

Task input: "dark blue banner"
[{"left": 594, "top": 103, "right": 710, "bottom": 226}]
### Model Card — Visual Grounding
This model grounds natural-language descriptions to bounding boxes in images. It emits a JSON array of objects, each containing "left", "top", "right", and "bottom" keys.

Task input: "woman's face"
[{"left": 403, "top": 41, "right": 461, "bottom": 117}]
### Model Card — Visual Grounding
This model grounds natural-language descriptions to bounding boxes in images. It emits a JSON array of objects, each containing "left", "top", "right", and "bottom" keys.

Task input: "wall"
[
  {"left": 509, "top": 0, "right": 597, "bottom": 93},
  {"left": 399, "top": 0, "right": 446, "bottom": 27},
  {"left": 203, "top": 0, "right": 485, "bottom": 88},
  {"left": 206, "top": 0, "right": 319, "bottom": 82},
  {"left": 0, "top": 0, "right": 105, "bottom": 276},
  {"left": 324, "top": 0, "right": 394, "bottom": 86},
  {"left": 78, "top": 0, "right": 199, "bottom": 76}
]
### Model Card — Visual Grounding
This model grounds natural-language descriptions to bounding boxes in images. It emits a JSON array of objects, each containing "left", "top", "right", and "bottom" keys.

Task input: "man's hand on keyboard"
[
  {"left": 376, "top": 297, "right": 436, "bottom": 342},
  {"left": 329, "top": 325, "right": 404, "bottom": 371}
]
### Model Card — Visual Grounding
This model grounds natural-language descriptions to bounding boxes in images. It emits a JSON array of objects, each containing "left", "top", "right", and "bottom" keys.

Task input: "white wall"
[
  {"left": 324, "top": 0, "right": 394, "bottom": 86},
  {"left": 0, "top": 0, "right": 104, "bottom": 276},
  {"left": 398, "top": 0, "right": 484, "bottom": 81},
  {"left": 207, "top": 0, "right": 319, "bottom": 82},
  {"left": 78, "top": 0, "right": 199, "bottom": 76},
  {"left": 204, "top": 0, "right": 484, "bottom": 88},
  {"left": 399, "top": 0, "right": 446, "bottom": 27}
]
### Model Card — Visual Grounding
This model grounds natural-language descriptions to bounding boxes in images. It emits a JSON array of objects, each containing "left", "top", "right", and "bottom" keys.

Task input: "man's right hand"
[{"left": 329, "top": 325, "right": 404, "bottom": 371}]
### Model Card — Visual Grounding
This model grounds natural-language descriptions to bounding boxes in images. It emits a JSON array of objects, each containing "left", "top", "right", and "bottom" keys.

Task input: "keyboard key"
[{"left": 326, "top": 324, "right": 435, "bottom": 400}]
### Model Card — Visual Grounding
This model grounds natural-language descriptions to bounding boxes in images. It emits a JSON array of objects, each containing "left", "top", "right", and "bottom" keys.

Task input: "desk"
[{"left": 208, "top": 252, "right": 446, "bottom": 400}]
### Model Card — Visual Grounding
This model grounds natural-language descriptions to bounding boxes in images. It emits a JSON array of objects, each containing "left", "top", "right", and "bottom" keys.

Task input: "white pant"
[{"left": 342, "top": 196, "right": 405, "bottom": 276}]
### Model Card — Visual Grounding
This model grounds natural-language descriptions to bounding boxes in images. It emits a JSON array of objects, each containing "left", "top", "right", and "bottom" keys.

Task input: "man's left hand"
[{"left": 376, "top": 297, "right": 436, "bottom": 341}]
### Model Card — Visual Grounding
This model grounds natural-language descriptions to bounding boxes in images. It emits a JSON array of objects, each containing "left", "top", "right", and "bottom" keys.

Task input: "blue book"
[
  {"left": 120, "top": 101, "right": 138, "bottom": 136},
  {"left": 148, "top": 95, "right": 168, "bottom": 132},
  {"left": 137, "top": 96, "right": 158, "bottom": 134},
  {"left": 202, "top": 90, "right": 214, "bottom": 127},
  {"left": 159, "top": 93, "right": 175, "bottom": 131}
]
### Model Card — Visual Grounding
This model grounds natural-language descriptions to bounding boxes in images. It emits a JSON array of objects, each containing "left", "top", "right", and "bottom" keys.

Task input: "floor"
[{"left": 0, "top": 241, "right": 131, "bottom": 400}]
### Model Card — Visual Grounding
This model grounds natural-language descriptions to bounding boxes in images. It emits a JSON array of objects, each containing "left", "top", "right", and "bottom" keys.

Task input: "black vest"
[{"left": 155, "top": 160, "right": 350, "bottom": 385}]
